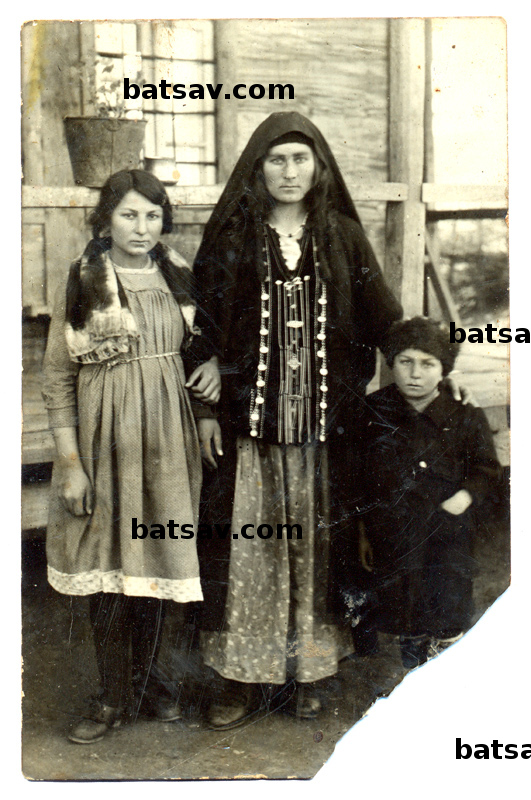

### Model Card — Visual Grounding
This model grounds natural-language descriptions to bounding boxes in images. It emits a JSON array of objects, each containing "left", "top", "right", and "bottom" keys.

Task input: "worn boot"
[
  {"left": 208, "top": 678, "right": 258, "bottom": 730},
  {"left": 68, "top": 700, "right": 123, "bottom": 744},
  {"left": 399, "top": 635, "right": 430, "bottom": 669},
  {"left": 428, "top": 631, "right": 465, "bottom": 658},
  {"left": 284, "top": 682, "right": 322, "bottom": 720},
  {"left": 132, "top": 680, "right": 182, "bottom": 723}
]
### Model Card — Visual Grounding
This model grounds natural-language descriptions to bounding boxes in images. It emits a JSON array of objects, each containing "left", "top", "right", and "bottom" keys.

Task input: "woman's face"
[
  {"left": 109, "top": 190, "right": 164, "bottom": 266},
  {"left": 262, "top": 142, "right": 316, "bottom": 206}
]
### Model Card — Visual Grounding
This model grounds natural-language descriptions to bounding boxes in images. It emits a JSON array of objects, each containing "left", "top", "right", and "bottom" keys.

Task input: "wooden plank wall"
[
  {"left": 21, "top": 20, "right": 509, "bottom": 532},
  {"left": 384, "top": 19, "right": 426, "bottom": 317},
  {"left": 22, "top": 22, "right": 89, "bottom": 314},
  {"left": 22, "top": 19, "right": 392, "bottom": 313},
  {"left": 215, "top": 18, "right": 390, "bottom": 263}
]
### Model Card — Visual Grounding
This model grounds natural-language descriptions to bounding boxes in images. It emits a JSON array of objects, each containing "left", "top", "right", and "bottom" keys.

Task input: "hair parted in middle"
[
  {"left": 245, "top": 131, "right": 332, "bottom": 224},
  {"left": 382, "top": 316, "right": 460, "bottom": 377},
  {"left": 88, "top": 169, "right": 174, "bottom": 239}
]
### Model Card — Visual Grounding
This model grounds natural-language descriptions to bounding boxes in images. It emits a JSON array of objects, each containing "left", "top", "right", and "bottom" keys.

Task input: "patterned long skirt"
[{"left": 201, "top": 436, "right": 352, "bottom": 684}]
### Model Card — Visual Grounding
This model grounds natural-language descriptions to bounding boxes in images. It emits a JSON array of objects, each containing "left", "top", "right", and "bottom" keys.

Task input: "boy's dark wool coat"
[{"left": 358, "top": 383, "right": 502, "bottom": 636}]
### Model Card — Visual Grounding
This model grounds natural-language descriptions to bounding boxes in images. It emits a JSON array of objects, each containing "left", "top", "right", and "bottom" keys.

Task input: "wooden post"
[
  {"left": 423, "top": 19, "right": 436, "bottom": 189},
  {"left": 21, "top": 24, "right": 46, "bottom": 313},
  {"left": 214, "top": 20, "right": 238, "bottom": 183},
  {"left": 21, "top": 23, "right": 44, "bottom": 186},
  {"left": 423, "top": 18, "right": 452, "bottom": 323},
  {"left": 385, "top": 19, "right": 427, "bottom": 317},
  {"left": 79, "top": 21, "right": 96, "bottom": 116}
]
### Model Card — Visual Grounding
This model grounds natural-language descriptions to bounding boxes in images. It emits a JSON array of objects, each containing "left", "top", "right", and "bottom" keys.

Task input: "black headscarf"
[
  {"left": 194, "top": 111, "right": 361, "bottom": 269},
  {"left": 192, "top": 109, "right": 401, "bottom": 375}
]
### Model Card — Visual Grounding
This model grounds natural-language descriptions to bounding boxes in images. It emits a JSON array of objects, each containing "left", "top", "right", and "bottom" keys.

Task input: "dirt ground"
[{"left": 21, "top": 491, "right": 509, "bottom": 782}]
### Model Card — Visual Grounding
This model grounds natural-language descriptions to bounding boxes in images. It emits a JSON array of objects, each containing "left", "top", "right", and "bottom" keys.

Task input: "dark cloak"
[
  {"left": 194, "top": 111, "right": 361, "bottom": 264},
  {"left": 193, "top": 112, "right": 402, "bottom": 632}
]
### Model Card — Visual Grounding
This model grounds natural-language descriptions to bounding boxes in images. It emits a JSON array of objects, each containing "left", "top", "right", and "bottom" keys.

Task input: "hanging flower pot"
[{"left": 63, "top": 117, "right": 147, "bottom": 188}]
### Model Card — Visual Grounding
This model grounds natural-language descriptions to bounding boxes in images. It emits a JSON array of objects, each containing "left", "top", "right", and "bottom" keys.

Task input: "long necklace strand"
[
  {"left": 313, "top": 235, "right": 328, "bottom": 442},
  {"left": 251, "top": 230, "right": 327, "bottom": 443},
  {"left": 250, "top": 237, "right": 273, "bottom": 438}
]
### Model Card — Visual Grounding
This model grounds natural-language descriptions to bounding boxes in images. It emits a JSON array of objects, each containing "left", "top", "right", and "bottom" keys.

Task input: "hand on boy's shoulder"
[
  {"left": 440, "top": 488, "right": 474, "bottom": 516},
  {"left": 443, "top": 375, "right": 479, "bottom": 406}
]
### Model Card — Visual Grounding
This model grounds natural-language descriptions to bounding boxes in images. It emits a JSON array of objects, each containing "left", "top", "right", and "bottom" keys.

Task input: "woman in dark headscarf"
[{"left": 193, "top": 112, "right": 402, "bottom": 728}]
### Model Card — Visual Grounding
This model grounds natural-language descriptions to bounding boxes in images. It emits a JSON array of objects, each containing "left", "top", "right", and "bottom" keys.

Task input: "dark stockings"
[{"left": 89, "top": 593, "right": 166, "bottom": 709}]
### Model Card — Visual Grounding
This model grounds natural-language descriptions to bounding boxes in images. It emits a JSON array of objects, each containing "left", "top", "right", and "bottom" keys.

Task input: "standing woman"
[
  {"left": 194, "top": 112, "right": 402, "bottom": 728},
  {"left": 43, "top": 169, "right": 219, "bottom": 743}
]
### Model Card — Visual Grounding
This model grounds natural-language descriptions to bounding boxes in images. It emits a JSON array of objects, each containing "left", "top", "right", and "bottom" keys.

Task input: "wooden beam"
[
  {"left": 22, "top": 482, "right": 50, "bottom": 530},
  {"left": 22, "top": 431, "right": 55, "bottom": 466},
  {"left": 22, "top": 211, "right": 46, "bottom": 312},
  {"left": 214, "top": 20, "right": 239, "bottom": 184},
  {"left": 422, "top": 183, "right": 508, "bottom": 206},
  {"left": 44, "top": 207, "right": 87, "bottom": 309},
  {"left": 23, "top": 182, "right": 507, "bottom": 212},
  {"left": 79, "top": 22, "right": 96, "bottom": 116},
  {"left": 385, "top": 19, "right": 427, "bottom": 317},
  {"left": 423, "top": 21, "right": 453, "bottom": 326},
  {"left": 424, "top": 228, "right": 462, "bottom": 326},
  {"left": 21, "top": 23, "right": 44, "bottom": 185},
  {"left": 426, "top": 208, "right": 507, "bottom": 222},
  {"left": 348, "top": 183, "right": 409, "bottom": 202},
  {"left": 22, "top": 182, "right": 409, "bottom": 209},
  {"left": 22, "top": 184, "right": 226, "bottom": 208},
  {"left": 423, "top": 19, "right": 436, "bottom": 187}
]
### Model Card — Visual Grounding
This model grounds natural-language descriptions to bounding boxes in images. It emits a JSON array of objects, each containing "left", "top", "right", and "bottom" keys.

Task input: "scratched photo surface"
[{"left": 21, "top": 18, "right": 509, "bottom": 780}]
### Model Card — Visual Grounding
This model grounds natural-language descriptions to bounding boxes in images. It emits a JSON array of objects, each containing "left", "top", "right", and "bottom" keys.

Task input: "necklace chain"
[{"left": 268, "top": 213, "right": 308, "bottom": 238}]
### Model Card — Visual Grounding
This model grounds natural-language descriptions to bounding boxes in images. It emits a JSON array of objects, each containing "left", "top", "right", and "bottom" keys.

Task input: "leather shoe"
[
  {"left": 68, "top": 702, "right": 122, "bottom": 744},
  {"left": 136, "top": 693, "right": 182, "bottom": 722},
  {"left": 400, "top": 635, "right": 429, "bottom": 669},
  {"left": 284, "top": 683, "right": 322, "bottom": 720},
  {"left": 208, "top": 680, "right": 257, "bottom": 730}
]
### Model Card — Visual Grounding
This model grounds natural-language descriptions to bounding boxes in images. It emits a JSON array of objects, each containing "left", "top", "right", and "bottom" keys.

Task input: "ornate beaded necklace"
[
  {"left": 249, "top": 227, "right": 328, "bottom": 444},
  {"left": 268, "top": 213, "right": 308, "bottom": 272}
]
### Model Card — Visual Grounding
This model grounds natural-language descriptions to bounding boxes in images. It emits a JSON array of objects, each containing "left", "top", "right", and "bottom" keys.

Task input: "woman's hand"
[
  {"left": 198, "top": 418, "right": 223, "bottom": 469},
  {"left": 359, "top": 521, "right": 373, "bottom": 572},
  {"left": 440, "top": 489, "right": 473, "bottom": 516},
  {"left": 185, "top": 357, "right": 221, "bottom": 405},
  {"left": 444, "top": 376, "right": 478, "bottom": 406},
  {"left": 58, "top": 463, "right": 93, "bottom": 516}
]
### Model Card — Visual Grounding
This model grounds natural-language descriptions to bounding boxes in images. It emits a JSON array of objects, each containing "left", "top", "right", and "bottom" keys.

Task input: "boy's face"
[{"left": 392, "top": 348, "right": 444, "bottom": 401}]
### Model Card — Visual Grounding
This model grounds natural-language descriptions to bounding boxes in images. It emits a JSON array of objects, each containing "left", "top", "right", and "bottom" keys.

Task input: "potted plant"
[{"left": 64, "top": 56, "right": 147, "bottom": 187}]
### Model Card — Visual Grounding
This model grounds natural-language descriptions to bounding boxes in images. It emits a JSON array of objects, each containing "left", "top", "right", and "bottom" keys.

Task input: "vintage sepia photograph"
[{"left": 21, "top": 16, "right": 510, "bottom": 782}]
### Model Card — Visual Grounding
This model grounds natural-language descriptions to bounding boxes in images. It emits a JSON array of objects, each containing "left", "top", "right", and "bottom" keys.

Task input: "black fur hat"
[{"left": 382, "top": 316, "right": 460, "bottom": 377}]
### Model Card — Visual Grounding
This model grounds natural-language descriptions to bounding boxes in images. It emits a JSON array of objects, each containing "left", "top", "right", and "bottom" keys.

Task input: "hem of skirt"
[
  {"left": 47, "top": 565, "right": 203, "bottom": 602},
  {"left": 200, "top": 629, "right": 348, "bottom": 684}
]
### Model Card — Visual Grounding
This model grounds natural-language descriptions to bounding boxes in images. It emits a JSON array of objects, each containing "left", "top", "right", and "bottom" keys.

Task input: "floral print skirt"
[{"left": 201, "top": 436, "right": 352, "bottom": 684}]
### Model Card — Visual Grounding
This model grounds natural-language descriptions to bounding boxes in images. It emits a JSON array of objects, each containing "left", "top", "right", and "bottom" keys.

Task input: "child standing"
[
  {"left": 358, "top": 317, "right": 501, "bottom": 668},
  {"left": 43, "top": 170, "right": 219, "bottom": 743}
]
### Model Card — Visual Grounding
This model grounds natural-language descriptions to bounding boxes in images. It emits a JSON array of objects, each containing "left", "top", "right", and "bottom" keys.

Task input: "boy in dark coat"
[{"left": 357, "top": 317, "right": 501, "bottom": 668}]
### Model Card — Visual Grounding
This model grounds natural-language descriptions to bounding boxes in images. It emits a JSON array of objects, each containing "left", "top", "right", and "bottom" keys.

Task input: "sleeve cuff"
[
  {"left": 190, "top": 399, "right": 217, "bottom": 420},
  {"left": 47, "top": 407, "right": 78, "bottom": 429}
]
